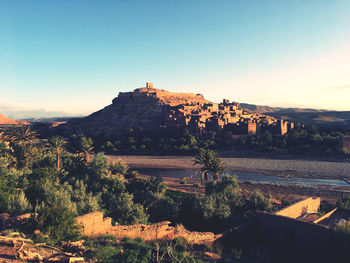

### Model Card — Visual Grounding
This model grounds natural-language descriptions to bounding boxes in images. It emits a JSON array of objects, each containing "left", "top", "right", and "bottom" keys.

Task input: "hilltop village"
[
  {"left": 56, "top": 82, "right": 296, "bottom": 142},
  {"left": 112, "top": 82, "right": 294, "bottom": 138}
]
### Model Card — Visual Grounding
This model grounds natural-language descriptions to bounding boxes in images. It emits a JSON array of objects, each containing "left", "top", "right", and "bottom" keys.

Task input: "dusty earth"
[
  {"left": 109, "top": 155, "right": 350, "bottom": 180},
  {"left": 108, "top": 155, "right": 350, "bottom": 203}
]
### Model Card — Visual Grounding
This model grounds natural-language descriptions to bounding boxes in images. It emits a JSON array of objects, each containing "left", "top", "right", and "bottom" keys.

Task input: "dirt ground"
[
  {"left": 139, "top": 171, "right": 342, "bottom": 204},
  {"left": 109, "top": 155, "right": 350, "bottom": 180},
  {"left": 109, "top": 155, "right": 348, "bottom": 203}
]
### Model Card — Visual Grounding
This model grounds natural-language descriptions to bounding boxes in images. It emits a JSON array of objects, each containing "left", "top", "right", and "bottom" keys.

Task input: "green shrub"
[
  {"left": 109, "top": 192, "right": 149, "bottom": 225},
  {"left": 7, "top": 190, "right": 32, "bottom": 216},
  {"left": 334, "top": 220, "right": 350, "bottom": 235},
  {"left": 248, "top": 189, "right": 273, "bottom": 212},
  {"left": 337, "top": 195, "right": 350, "bottom": 210},
  {"left": 95, "top": 246, "right": 121, "bottom": 263},
  {"left": 30, "top": 205, "right": 82, "bottom": 244}
]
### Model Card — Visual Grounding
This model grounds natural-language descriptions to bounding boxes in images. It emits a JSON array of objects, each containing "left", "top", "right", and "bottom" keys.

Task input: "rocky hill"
[
  {"left": 60, "top": 84, "right": 211, "bottom": 134},
  {"left": 0, "top": 113, "right": 19, "bottom": 125}
]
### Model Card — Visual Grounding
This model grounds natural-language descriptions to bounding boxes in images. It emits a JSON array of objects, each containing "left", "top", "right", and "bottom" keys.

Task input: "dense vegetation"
[
  {"left": 1, "top": 125, "right": 350, "bottom": 262},
  {"left": 0, "top": 126, "right": 272, "bottom": 242},
  {"left": 84, "top": 235, "right": 218, "bottom": 263},
  {"left": 65, "top": 124, "right": 350, "bottom": 157}
]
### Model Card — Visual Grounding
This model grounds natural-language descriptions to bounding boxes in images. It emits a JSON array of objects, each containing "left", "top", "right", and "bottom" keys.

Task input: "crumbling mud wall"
[
  {"left": 75, "top": 212, "right": 112, "bottom": 237},
  {"left": 76, "top": 212, "right": 221, "bottom": 244},
  {"left": 340, "top": 135, "right": 350, "bottom": 152},
  {"left": 275, "top": 197, "right": 320, "bottom": 219}
]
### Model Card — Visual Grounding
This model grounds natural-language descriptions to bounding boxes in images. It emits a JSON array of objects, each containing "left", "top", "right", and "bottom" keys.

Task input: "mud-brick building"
[{"left": 340, "top": 135, "right": 350, "bottom": 152}]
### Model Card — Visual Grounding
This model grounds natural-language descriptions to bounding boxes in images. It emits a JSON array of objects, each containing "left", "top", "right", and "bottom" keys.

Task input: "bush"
[
  {"left": 7, "top": 190, "right": 32, "bottom": 216},
  {"left": 334, "top": 220, "right": 350, "bottom": 235},
  {"left": 110, "top": 159, "right": 129, "bottom": 175},
  {"left": 109, "top": 192, "right": 149, "bottom": 225},
  {"left": 199, "top": 174, "right": 244, "bottom": 230},
  {"left": 337, "top": 195, "right": 350, "bottom": 210},
  {"left": 248, "top": 190, "right": 273, "bottom": 212},
  {"left": 30, "top": 205, "right": 82, "bottom": 244}
]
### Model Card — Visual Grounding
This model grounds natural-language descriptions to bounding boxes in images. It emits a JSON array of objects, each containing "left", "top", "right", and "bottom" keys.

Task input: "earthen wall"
[
  {"left": 340, "top": 135, "right": 350, "bottom": 152},
  {"left": 75, "top": 212, "right": 220, "bottom": 244},
  {"left": 75, "top": 212, "right": 112, "bottom": 237},
  {"left": 275, "top": 197, "right": 320, "bottom": 219}
]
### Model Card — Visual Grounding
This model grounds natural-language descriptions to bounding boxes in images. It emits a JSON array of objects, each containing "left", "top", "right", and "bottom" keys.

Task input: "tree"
[
  {"left": 80, "top": 137, "right": 94, "bottom": 164},
  {"left": 192, "top": 149, "right": 226, "bottom": 183},
  {"left": 200, "top": 174, "right": 243, "bottom": 230},
  {"left": 0, "top": 131, "right": 6, "bottom": 144},
  {"left": 49, "top": 136, "right": 67, "bottom": 173},
  {"left": 5, "top": 125, "right": 37, "bottom": 146},
  {"left": 3, "top": 125, "right": 38, "bottom": 170},
  {"left": 109, "top": 192, "right": 149, "bottom": 225}
]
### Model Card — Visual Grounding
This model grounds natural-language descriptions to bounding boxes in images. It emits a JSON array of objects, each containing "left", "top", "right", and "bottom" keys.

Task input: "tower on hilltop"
[{"left": 146, "top": 82, "right": 153, "bottom": 89}]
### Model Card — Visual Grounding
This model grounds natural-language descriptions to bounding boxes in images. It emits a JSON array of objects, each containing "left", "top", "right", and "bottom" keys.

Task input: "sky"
[{"left": 1, "top": 0, "right": 350, "bottom": 117}]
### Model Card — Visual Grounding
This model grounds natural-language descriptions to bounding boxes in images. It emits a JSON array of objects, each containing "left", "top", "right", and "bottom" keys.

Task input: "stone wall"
[
  {"left": 275, "top": 197, "right": 320, "bottom": 219},
  {"left": 76, "top": 212, "right": 221, "bottom": 245}
]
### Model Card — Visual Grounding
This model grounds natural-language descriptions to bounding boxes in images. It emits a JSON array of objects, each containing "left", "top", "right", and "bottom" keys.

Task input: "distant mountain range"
[
  {"left": 240, "top": 103, "right": 350, "bottom": 128},
  {"left": 240, "top": 103, "right": 329, "bottom": 114},
  {"left": 0, "top": 104, "right": 84, "bottom": 120}
]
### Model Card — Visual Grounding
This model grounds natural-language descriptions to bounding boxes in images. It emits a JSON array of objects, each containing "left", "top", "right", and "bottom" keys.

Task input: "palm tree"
[
  {"left": 8, "top": 125, "right": 37, "bottom": 146},
  {"left": 49, "top": 135, "right": 67, "bottom": 173},
  {"left": 192, "top": 149, "right": 226, "bottom": 183},
  {"left": 80, "top": 137, "right": 94, "bottom": 164},
  {"left": 2, "top": 125, "right": 37, "bottom": 169},
  {"left": 0, "top": 130, "right": 6, "bottom": 143},
  {"left": 210, "top": 155, "right": 226, "bottom": 181}
]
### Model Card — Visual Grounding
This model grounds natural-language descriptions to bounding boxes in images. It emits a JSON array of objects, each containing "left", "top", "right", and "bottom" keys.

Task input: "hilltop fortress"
[{"left": 62, "top": 83, "right": 293, "bottom": 137}]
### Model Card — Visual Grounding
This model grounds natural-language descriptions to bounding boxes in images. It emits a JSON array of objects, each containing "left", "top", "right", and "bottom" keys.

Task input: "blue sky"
[{"left": 1, "top": 0, "right": 350, "bottom": 116}]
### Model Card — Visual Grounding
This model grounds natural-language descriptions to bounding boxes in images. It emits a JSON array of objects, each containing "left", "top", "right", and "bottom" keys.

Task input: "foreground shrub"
[
  {"left": 7, "top": 190, "right": 32, "bottom": 216},
  {"left": 248, "top": 189, "right": 273, "bottom": 212},
  {"left": 337, "top": 194, "right": 350, "bottom": 210},
  {"left": 334, "top": 220, "right": 350, "bottom": 235},
  {"left": 29, "top": 205, "right": 82, "bottom": 244}
]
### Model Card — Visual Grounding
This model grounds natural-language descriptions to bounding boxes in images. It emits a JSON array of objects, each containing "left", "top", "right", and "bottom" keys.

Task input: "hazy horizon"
[{"left": 1, "top": 1, "right": 350, "bottom": 115}]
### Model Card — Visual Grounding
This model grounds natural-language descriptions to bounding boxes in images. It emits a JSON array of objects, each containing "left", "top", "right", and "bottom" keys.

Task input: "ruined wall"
[
  {"left": 247, "top": 122, "right": 257, "bottom": 136},
  {"left": 279, "top": 120, "right": 288, "bottom": 135},
  {"left": 109, "top": 222, "right": 220, "bottom": 244},
  {"left": 340, "top": 135, "right": 350, "bottom": 152},
  {"left": 313, "top": 208, "right": 338, "bottom": 224},
  {"left": 275, "top": 197, "right": 320, "bottom": 219},
  {"left": 75, "top": 212, "right": 112, "bottom": 237},
  {"left": 76, "top": 212, "right": 220, "bottom": 244}
]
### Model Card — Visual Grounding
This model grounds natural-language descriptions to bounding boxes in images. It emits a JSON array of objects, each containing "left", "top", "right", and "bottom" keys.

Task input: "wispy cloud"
[{"left": 328, "top": 85, "right": 350, "bottom": 90}]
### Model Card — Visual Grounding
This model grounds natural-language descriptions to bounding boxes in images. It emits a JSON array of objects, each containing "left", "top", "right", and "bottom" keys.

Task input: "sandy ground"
[
  {"left": 106, "top": 155, "right": 350, "bottom": 202},
  {"left": 108, "top": 155, "right": 350, "bottom": 179}
]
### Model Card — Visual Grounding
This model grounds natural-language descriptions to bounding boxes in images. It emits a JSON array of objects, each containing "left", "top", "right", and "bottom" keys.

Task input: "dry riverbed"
[
  {"left": 107, "top": 155, "right": 350, "bottom": 202},
  {"left": 108, "top": 155, "right": 350, "bottom": 180}
]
